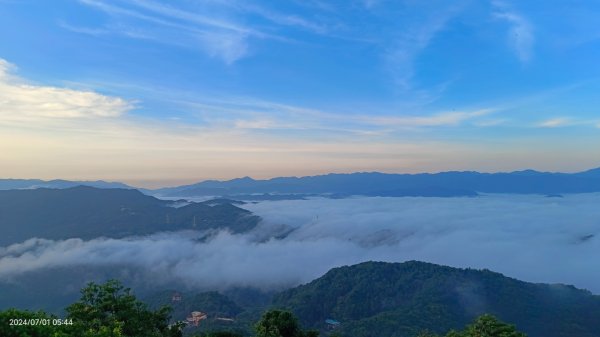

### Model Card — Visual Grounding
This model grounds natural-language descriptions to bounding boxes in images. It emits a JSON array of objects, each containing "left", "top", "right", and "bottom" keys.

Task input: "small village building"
[{"left": 186, "top": 311, "right": 207, "bottom": 326}]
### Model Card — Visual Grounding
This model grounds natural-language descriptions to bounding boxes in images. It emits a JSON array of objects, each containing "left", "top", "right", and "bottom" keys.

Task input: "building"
[{"left": 186, "top": 311, "right": 208, "bottom": 326}]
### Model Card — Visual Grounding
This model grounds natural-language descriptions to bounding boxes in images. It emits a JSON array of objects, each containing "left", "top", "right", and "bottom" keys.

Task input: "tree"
[
  {"left": 412, "top": 315, "right": 527, "bottom": 337},
  {"left": 65, "top": 279, "right": 182, "bottom": 337},
  {"left": 255, "top": 310, "right": 319, "bottom": 337},
  {"left": 460, "top": 314, "right": 526, "bottom": 337}
]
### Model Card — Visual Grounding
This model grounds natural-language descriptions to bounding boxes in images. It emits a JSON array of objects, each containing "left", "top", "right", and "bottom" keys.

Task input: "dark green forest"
[
  {"left": 273, "top": 261, "right": 600, "bottom": 337},
  {"left": 0, "top": 280, "right": 528, "bottom": 337}
]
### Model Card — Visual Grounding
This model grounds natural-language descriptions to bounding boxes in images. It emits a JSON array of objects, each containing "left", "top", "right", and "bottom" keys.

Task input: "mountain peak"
[{"left": 230, "top": 176, "right": 255, "bottom": 182}]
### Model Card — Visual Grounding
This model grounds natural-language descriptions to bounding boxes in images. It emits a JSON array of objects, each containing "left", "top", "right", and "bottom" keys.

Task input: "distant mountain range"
[
  {"left": 151, "top": 167, "right": 600, "bottom": 198},
  {"left": 0, "top": 179, "right": 134, "bottom": 190},
  {"left": 0, "top": 186, "right": 259, "bottom": 246},
  {"left": 3, "top": 168, "right": 600, "bottom": 199}
]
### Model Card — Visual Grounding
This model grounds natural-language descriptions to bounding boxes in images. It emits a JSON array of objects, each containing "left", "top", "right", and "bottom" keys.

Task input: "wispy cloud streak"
[{"left": 492, "top": 0, "right": 534, "bottom": 63}]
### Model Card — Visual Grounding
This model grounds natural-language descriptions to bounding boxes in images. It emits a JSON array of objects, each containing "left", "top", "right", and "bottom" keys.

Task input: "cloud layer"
[
  {"left": 1, "top": 194, "right": 599, "bottom": 293},
  {"left": 0, "top": 59, "right": 132, "bottom": 120}
]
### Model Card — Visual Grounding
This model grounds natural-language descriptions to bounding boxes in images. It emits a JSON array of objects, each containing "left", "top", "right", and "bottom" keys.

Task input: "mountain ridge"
[
  {"left": 4, "top": 167, "right": 600, "bottom": 199},
  {"left": 150, "top": 167, "right": 600, "bottom": 197}
]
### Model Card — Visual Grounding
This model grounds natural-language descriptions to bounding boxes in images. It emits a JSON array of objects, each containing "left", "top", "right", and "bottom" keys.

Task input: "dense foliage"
[
  {"left": 0, "top": 280, "right": 182, "bottom": 337},
  {"left": 65, "top": 280, "right": 183, "bottom": 337},
  {"left": 416, "top": 314, "right": 526, "bottom": 337},
  {"left": 254, "top": 310, "right": 318, "bottom": 337},
  {"left": 273, "top": 261, "right": 600, "bottom": 337},
  {"left": 2, "top": 261, "right": 600, "bottom": 337}
]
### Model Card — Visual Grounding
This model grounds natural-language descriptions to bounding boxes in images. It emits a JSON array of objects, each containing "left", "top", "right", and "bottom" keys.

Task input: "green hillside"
[
  {"left": 272, "top": 261, "right": 600, "bottom": 337},
  {"left": 3, "top": 262, "right": 599, "bottom": 337}
]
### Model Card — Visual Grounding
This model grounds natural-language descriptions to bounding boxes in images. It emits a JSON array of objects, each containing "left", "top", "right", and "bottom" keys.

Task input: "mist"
[{"left": 1, "top": 194, "right": 599, "bottom": 293}]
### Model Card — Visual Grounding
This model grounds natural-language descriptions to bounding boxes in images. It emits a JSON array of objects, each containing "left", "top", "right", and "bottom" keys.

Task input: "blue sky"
[{"left": 0, "top": 0, "right": 599, "bottom": 187}]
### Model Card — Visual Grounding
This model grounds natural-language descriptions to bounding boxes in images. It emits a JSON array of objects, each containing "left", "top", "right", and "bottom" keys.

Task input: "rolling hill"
[{"left": 0, "top": 186, "right": 259, "bottom": 246}]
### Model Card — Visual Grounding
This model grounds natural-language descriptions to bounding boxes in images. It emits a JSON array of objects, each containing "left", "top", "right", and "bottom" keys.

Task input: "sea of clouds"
[{"left": 1, "top": 194, "right": 599, "bottom": 293}]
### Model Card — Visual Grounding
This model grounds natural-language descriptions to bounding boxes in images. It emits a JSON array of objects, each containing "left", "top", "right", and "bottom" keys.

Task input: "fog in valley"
[{"left": 1, "top": 194, "right": 599, "bottom": 294}]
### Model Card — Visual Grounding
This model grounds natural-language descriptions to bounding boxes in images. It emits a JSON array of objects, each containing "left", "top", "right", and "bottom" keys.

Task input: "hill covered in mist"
[{"left": 0, "top": 186, "right": 259, "bottom": 246}]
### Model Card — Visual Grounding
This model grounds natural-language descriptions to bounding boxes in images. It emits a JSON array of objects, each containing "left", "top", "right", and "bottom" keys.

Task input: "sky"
[{"left": 1, "top": 0, "right": 600, "bottom": 187}]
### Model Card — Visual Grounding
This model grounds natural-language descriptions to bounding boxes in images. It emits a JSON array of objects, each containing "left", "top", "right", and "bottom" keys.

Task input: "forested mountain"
[
  {"left": 0, "top": 186, "right": 259, "bottom": 246},
  {"left": 135, "top": 261, "right": 600, "bottom": 337},
  {"left": 273, "top": 261, "right": 600, "bottom": 337},
  {"left": 152, "top": 168, "right": 600, "bottom": 198}
]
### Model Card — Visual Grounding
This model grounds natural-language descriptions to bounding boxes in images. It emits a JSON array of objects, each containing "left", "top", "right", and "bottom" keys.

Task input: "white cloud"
[
  {"left": 126, "top": 0, "right": 253, "bottom": 35},
  {"left": 385, "top": 16, "right": 449, "bottom": 90},
  {"left": 493, "top": 1, "right": 534, "bottom": 63},
  {"left": 2, "top": 59, "right": 596, "bottom": 185},
  {"left": 384, "top": 3, "right": 464, "bottom": 91},
  {"left": 197, "top": 31, "right": 249, "bottom": 65},
  {"left": 537, "top": 118, "right": 571, "bottom": 128},
  {"left": 58, "top": 20, "right": 109, "bottom": 36},
  {"left": 473, "top": 119, "right": 507, "bottom": 127},
  {"left": 0, "top": 59, "right": 133, "bottom": 120},
  {"left": 1, "top": 194, "right": 599, "bottom": 293},
  {"left": 77, "top": 0, "right": 254, "bottom": 64},
  {"left": 362, "top": 109, "right": 494, "bottom": 127}
]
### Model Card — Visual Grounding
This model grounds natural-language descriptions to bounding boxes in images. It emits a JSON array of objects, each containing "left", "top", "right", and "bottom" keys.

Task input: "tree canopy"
[
  {"left": 417, "top": 314, "right": 527, "bottom": 337},
  {"left": 254, "top": 310, "right": 318, "bottom": 337},
  {"left": 1, "top": 280, "right": 528, "bottom": 337},
  {"left": 0, "top": 280, "right": 182, "bottom": 337}
]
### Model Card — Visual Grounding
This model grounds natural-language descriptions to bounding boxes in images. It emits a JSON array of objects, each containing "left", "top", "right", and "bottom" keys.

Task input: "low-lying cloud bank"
[{"left": 1, "top": 194, "right": 599, "bottom": 293}]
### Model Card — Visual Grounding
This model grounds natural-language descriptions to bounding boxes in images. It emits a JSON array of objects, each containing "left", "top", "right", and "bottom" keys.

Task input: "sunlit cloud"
[
  {"left": 0, "top": 59, "right": 133, "bottom": 120},
  {"left": 1, "top": 58, "right": 598, "bottom": 186}
]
